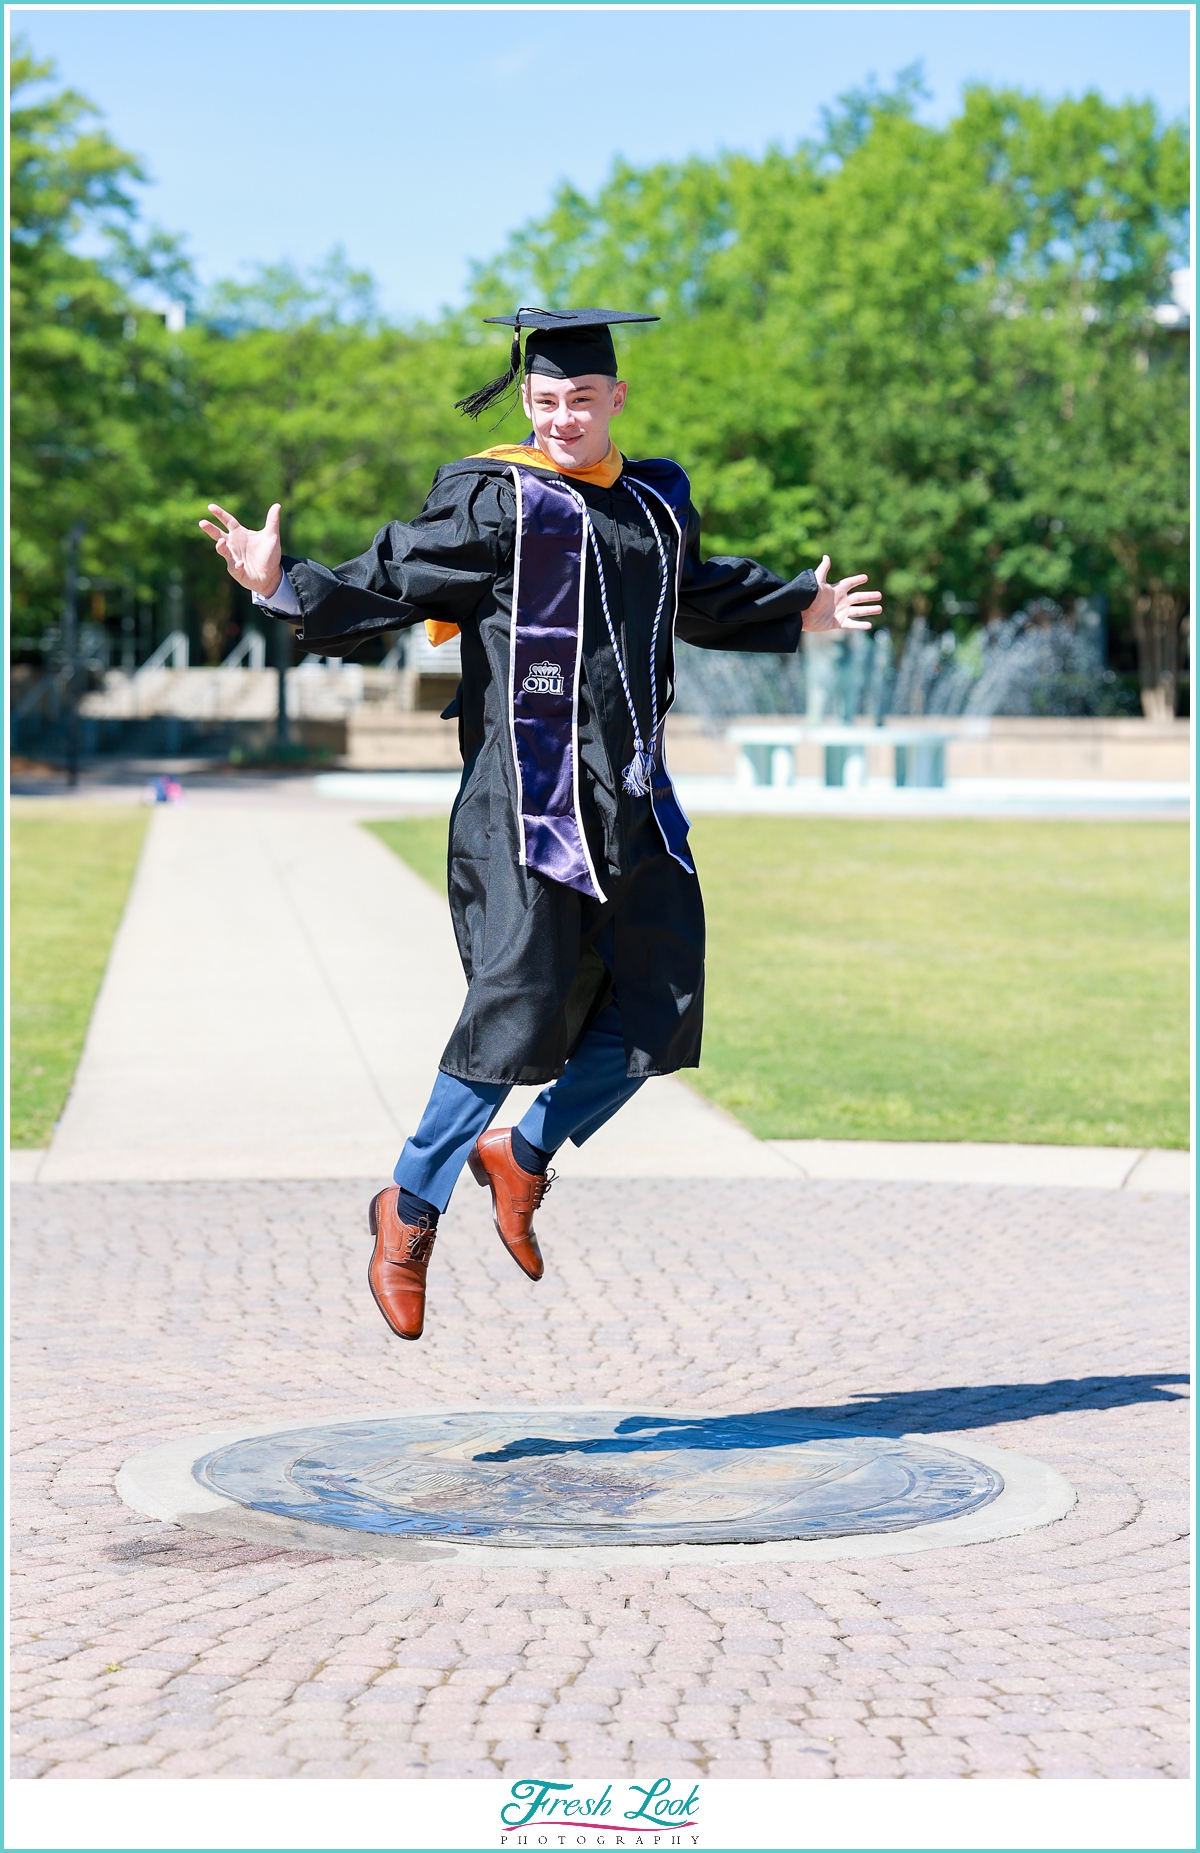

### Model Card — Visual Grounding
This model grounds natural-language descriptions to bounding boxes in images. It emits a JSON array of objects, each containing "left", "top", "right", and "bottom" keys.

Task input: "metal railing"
[
  {"left": 134, "top": 630, "right": 190, "bottom": 675},
  {"left": 220, "top": 631, "right": 267, "bottom": 670},
  {"left": 12, "top": 667, "right": 70, "bottom": 723}
]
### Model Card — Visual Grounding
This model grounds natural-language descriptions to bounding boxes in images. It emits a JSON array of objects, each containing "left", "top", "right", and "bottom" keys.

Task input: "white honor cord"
[{"left": 566, "top": 482, "right": 670, "bottom": 798}]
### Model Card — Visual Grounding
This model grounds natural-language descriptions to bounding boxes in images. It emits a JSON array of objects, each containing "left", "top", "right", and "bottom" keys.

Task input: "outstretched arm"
[
  {"left": 675, "top": 504, "right": 880, "bottom": 653},
  {"left": 196, "top": 469, "right": 515, "bottom": 656}
]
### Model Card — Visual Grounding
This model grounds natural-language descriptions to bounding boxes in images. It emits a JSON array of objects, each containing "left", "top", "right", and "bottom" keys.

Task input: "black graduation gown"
[{"left": 279, "top": 456, "right": 816, "bottom": 1085}]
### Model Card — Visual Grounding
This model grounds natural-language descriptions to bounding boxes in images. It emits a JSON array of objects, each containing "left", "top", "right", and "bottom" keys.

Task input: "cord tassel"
[
  {"left": 564, "top": 483, "right": 671, "bottom": 808},
  {"left": 622, "top": 743, "right": 655, "bottom": 797}
]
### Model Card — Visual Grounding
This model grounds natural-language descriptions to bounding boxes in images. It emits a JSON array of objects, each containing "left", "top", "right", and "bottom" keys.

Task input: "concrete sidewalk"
[
  {"left": 27, "top": 801, "right": 792, "bottom": 1185},
  {"left": 313, "top": 769, "right": 1192, "bottom": 822},
  {"left": 14, "top": 796, "right": 1189, "bottom": 1192}
]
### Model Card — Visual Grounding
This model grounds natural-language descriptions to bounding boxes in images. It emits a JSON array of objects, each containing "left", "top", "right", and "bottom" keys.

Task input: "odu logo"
[{"left": 522, "top": 660, "right": 565, "bottom": 696}]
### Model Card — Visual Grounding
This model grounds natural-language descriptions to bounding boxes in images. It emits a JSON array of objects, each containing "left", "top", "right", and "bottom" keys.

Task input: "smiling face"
[{"left": 520, "top": 371, "right": 628, "bottom": 471}]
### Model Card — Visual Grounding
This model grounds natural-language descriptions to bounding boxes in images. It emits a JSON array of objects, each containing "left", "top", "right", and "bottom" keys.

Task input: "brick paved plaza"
[{"left": 9, "top": 1172, "right": 1189, "bottom": 1782}]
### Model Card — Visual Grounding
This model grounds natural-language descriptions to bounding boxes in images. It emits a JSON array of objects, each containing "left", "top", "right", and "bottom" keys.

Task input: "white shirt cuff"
[{"left": 253, "top": 569, "right": 301, "bottom": 617}]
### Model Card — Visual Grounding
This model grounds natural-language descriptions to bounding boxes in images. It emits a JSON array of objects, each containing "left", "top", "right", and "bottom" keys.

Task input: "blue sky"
[{"left": 13, "top": 6, "right": 1192, "bottom": 322}]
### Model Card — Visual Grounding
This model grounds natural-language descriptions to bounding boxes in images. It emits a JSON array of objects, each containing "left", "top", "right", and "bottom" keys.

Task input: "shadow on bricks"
[{"left": 474, "top": 1376, "right": 1190, "bottom": 1464}]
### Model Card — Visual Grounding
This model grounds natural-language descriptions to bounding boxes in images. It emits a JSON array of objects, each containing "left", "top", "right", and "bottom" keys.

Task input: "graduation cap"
[{"left": 456, "top": 307, "right": 660, "bottom": 419}]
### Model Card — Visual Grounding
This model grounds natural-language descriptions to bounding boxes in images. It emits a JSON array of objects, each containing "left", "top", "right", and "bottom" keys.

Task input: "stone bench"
[{"left": 726, "top": 722, "right": 957, "bottom": 788}]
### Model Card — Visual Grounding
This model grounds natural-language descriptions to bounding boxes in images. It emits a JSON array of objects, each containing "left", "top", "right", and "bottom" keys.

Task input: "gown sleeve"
[
  {"left": 675, "top": 502, "right": 818, "bottom": 654},
  {"left": 270, "top": 465, "right": 514, "bottom": 657}
]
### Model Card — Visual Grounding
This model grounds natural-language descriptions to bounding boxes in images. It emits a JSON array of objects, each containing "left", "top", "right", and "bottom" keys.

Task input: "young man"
[{"left": 200, "top": 308, "right": 879, "bottom": 1341}]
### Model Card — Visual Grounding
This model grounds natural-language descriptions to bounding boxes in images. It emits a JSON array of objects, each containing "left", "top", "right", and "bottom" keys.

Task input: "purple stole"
[{"left": 507, "top": 459, "right": 694, "bottom": 900}]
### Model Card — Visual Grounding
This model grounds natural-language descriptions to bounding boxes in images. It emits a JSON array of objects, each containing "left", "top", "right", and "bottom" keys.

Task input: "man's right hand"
[{"left": 199, "top": 503, "right": 283, "bottom": 598}]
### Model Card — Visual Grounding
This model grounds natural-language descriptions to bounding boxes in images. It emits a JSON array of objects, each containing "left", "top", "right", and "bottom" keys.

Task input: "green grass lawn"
[
  {"left": 367, "top": 818, "right": 449, "bottom": 894},
  {"left": 692, "top": 817, "right": 1189, "bottom": 1148},
  {"left": 370, "top": 814, "right": 1189, "bottom": 1149},
  {"left": 10, "top": 804, "right": 149, "bottom": 1148}
]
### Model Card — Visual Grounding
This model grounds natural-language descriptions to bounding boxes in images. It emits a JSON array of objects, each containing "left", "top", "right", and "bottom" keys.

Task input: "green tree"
[
  {"left": 12, "top": 51, "right": 1187, "bottom": 705},
  {"left": 169, "top": 257, "right": 467, "bottom": 656},
  {"left": 944, "top": 86, "right": 1189, "bottom": 655},
  {"left": 9, "top": 39, "right": 191, "bottom": 653},
  {"left": 467, "top": 74, "right": 1189, "bottom": 693}
]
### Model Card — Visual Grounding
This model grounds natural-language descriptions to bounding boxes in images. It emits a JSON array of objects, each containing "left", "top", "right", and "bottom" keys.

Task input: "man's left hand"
[{"left": 802, "top": 556, "right": 882, "bottom": 632}]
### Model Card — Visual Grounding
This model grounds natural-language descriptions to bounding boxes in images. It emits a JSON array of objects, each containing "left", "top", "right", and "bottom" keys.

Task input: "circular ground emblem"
[{"left": 193, "top": 1409, "right": 1002, "bottom": 1547}]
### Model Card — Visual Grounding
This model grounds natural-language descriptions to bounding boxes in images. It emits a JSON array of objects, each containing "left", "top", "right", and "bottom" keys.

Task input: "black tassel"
[{"left": 456, "top": 329, "right": 522, "bottom": 419}]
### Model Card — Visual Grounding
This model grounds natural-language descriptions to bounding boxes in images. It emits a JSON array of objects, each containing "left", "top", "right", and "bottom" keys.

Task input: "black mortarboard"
[{"left": 456, "top": 307, "right": 660, "bottom": 419}]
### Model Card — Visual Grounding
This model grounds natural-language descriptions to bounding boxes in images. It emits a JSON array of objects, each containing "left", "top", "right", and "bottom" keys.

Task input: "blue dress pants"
[{"left": 393, "top": 1002, "right": 644, "bottom": 1212}]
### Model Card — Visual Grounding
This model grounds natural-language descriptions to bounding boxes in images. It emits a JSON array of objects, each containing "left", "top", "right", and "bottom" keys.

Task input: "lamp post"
[
  {"left": 62, "top": 522, "right": 85, "bottom": 787},
  {"left": 276, "top": 618, "right": 291, "bottom": 751},
  {"left": 121, "top": 576, "right": 136, "bottom": 673},
  {"left": 166, "top": 567, "right": 184, "bottom": 641}
]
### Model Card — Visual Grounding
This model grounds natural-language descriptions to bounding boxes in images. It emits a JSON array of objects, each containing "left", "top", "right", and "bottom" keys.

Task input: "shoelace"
[
  {"left": 396, "top": 1218, "right": 437, "bottom": 1265},
  {"left": 531, "top": 1166, "right": 556, "bottom": 1208},
  {"left": 562, "top": 482, "right": 669, "bottom": 798}
]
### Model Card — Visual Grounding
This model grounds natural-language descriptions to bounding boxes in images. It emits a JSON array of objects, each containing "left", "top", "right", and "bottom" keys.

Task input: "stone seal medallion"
[{"left": 193, "top": 1408, "right": 1003, "bottom": 1548}]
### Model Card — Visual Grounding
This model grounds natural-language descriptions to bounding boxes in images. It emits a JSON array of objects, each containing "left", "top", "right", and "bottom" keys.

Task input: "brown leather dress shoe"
[
  {"left": 467, "top": 1129, "right": 549, "bottom": 1281},
  {"left": 367, "top": 1187, "right": 437, "bottom": 1340}
]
